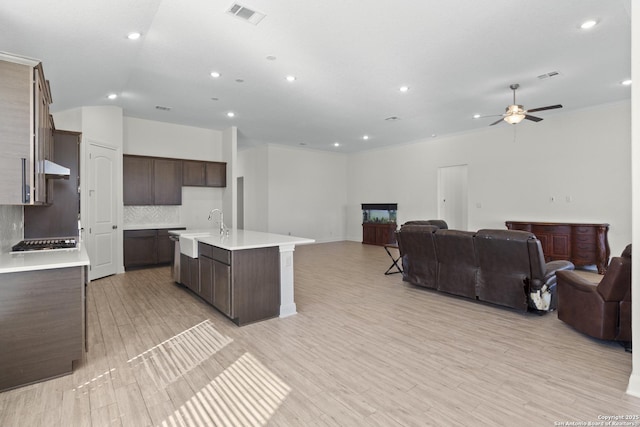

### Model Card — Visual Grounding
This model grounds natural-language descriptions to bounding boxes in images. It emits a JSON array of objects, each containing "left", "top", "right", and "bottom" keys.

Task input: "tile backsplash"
[
  {"left": 124, "top": 205, "right": 181, "bottom": 226},
  {"left": 0, "top": 205, "right": 23, "bottom": 252}
]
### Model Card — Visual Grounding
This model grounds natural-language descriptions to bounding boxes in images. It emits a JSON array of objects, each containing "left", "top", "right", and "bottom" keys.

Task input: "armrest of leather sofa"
[
  {"left": 529, "top": 260, "right": 574, "bottom": 311},
  {"left": 543, "top": 260, "right": 575, "bottom": 284},
  {"left": 555, "top": 269, "right": 597, "bottom": 292}
]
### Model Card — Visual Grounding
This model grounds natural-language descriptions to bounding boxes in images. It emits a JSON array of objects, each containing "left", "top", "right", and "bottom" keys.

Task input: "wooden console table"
[{"left": 505, "top": 221, "right": 610, "bottom": 274}]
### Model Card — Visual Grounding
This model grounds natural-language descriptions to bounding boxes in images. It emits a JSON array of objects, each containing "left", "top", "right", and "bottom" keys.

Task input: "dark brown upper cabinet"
[
  {"left": 123, "top": 155, "right": 182, "bottom": 205},
  {"left": 123, "top": 155, "right": 154, "bottom": 205},
  {"left": 183, "top": 160, "right": 226, "bottom": 187}
]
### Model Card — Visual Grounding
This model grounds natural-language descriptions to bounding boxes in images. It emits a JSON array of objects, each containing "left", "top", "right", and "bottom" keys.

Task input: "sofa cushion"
[{"left": 434, "top": 229, "right": 478, "bottom": 298}]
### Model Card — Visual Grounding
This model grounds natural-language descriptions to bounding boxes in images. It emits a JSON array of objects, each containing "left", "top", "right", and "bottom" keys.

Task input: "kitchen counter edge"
[{"left": 0, "top": 246, "right": 91, "bottom": 274}]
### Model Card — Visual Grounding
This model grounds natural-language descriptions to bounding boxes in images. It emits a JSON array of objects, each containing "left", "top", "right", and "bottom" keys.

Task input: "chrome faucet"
[{"left": 208, "top": 209, "right": 225, "bottom": 235}]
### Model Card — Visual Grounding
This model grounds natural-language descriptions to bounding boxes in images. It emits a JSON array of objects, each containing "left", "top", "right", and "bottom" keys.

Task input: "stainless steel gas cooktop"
[{"left": 11, "top": 238, "right": 77, "bottom": 252}]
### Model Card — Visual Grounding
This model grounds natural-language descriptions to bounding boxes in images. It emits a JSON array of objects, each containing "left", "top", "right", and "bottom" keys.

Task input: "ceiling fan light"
[{"left": 504, "top": 113, "right": 525, "bottom": 124}]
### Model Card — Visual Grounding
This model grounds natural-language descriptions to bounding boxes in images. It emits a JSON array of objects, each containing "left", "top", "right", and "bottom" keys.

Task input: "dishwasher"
[{"left": 170, "top": 234, "right": 181, "bottom": 283}]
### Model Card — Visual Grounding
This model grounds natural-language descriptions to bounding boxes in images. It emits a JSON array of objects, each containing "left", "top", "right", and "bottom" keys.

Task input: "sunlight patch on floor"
[
  {"left": 128, "top": 319, "right": 233, "bottom": 387},
  {"left": 159, "top": 352, "right": 291, "bottom": 427}
]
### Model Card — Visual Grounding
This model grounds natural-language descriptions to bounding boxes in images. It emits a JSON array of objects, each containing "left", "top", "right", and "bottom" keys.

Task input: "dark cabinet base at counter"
[
  {"left": 124, "top": 228, "right": 185, "bottom": 270},
  {"left": 179, "top": 244, "right": 280, "bottom": 326},
  {"left": 0, "top": 266, "right": 85, "bottom": 392}
]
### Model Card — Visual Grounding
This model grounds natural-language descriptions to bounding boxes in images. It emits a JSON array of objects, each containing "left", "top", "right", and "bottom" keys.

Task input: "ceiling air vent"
[
  {"left": 537, "top": 71, "right": 561, "bottom": 80},
  {"left": 227, "top": 3, "right": 266, "bottom": 25},
  {"left": 155, "top": 105, "right": 172, "bottom": 111}
]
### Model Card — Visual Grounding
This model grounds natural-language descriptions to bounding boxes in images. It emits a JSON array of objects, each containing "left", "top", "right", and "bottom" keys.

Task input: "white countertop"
[
  {"left": 124, "top": 224, "right": 186, "bottom": 231},
  {"left": 0, "top": 245, "right": 91, "bottom": 274},
  {"left": 170, "top": 228, "right": 315, "bottom": 251}
]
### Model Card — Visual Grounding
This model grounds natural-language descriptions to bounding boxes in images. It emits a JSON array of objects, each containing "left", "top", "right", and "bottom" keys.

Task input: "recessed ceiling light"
[
  {"left": 362, "top": 135, "right": 369, "bottom": 140},
  {"left": 622, "top": 79, "right": 632, "bottom": 86},
  {"left": 334, "top": 142, "right": 340, "bottom": 147},
  {"left": 286, "top": 75, "right": 296, "bottom": 82},
  {"left": 580, "top": 20, "right": 597, "bottom": 30},
  {"left": 473, "top": 114, "right": 481, "bottom": 119},
  {"left": 107, "top": 93, "right": 117, "bottom": 100},
  {"left": 127, "top": 32, "right": 141, "bottom": 40},
  {"left": 431, "top": 134, "right": 437, "bottom": 138},
  {"left": 210, "top": 71, "right": 221, "bottom": 78},
  {"left": 227, "top": 111, "right": 235, "bottom": 118},
  {"left": 399, "top": 86, "right": 409, "bottom": 93}
]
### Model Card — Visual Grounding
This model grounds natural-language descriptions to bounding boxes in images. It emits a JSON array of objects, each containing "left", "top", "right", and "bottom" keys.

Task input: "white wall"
[
  {"left": 347, "top": 101, "right": 632, "bottom": 258},
  {"left": 238, "top": 144, "right": 348, "bottom": 242},
  {"left": 123, "top": 117, "right": 222, "bottom": 160},
  {"left": 237, "top": 145, "right": 269, "bottom": 231}
]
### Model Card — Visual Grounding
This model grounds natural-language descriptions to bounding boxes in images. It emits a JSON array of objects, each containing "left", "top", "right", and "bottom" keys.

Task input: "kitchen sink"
[{"left": 179, "top": 232, "right": 212, "bottom": 258}]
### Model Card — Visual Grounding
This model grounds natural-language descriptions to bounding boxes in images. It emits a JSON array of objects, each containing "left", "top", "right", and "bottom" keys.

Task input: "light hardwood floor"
[{"left": 1, "top": 241, "right": 638, "bottom": 426}]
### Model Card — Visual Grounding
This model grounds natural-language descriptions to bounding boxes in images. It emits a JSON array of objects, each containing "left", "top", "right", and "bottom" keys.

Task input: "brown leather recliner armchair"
[
  {"left": 556, "top": 245, "right": 632, "bottom": 346},
  {"left": 396, "top": 224, "right": 439, "bottom": 289},
  {"left": 474, "top": 229, "right": 574, "bottom": 311}
]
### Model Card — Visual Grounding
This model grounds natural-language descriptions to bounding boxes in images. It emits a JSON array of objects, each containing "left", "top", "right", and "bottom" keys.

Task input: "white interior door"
[
  {"left": 437, "top": 164, "right": 468, "bottom": 230},
  {"left": 88, "top": 143, "right": 118, "bottom": 280}
]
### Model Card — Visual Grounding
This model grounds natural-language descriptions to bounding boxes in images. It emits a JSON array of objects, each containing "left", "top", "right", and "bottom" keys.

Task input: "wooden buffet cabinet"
[{"left": 505, "top": 221, "right": 610, "bottom": 274}]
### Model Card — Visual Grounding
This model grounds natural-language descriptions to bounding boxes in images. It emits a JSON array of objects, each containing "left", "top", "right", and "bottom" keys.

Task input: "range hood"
[{"left": 44, "top": 159, "right": 70, "bottom": 179}]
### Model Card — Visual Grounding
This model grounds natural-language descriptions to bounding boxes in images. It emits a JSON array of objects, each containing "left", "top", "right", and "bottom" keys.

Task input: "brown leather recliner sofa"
[
  {"left": 395, "top": 225, "right": 575, "bottom": 312},
  {"left": 556, "top": 245, "right": 631, "bottom": 346}
]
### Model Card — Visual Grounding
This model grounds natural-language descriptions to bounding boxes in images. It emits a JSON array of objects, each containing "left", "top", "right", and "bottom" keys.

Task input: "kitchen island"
[
  {"left": 0, "top": 246, "right": 90, "bottom": 391},
  {"left": 170, "top": 229, "right": 314, "bottom": 325}
]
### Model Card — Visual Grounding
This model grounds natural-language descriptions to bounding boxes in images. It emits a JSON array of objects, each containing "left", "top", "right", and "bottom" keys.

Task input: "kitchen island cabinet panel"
[
  {"left": 195, "top": 242, "right": 279, "bottom": 325},
  {"left": 0, "top": 266, "right": 84, "bottom": 392}
]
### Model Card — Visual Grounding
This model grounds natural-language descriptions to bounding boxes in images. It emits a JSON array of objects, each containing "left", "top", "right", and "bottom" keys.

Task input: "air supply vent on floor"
[{"left": 227, "top": 3, "right": 266, "bottom": 25}]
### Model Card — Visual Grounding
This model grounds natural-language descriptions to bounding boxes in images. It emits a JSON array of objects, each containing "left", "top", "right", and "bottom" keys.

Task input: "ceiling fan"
[{"left": 485, "top": 84, "right": 563, "bottom": 126}]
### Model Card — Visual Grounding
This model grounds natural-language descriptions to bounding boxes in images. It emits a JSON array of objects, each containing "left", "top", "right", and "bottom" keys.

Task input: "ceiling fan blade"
[
  {"left": 526, "top": 104, "right": 563, "bottom": 113},
  {"left": 525, "top": 115, "right": 543, "bottom": 122},
  {"left": 475, "top": 114, "right": 503, "bottom": 119},
  {"left": 489, "top": 118, "right": 504, "bottom": 126}
]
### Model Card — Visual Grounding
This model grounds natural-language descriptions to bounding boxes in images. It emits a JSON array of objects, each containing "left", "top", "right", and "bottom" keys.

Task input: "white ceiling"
[{"left": 0, "top": 0, "right": 631, "bottom": 152}]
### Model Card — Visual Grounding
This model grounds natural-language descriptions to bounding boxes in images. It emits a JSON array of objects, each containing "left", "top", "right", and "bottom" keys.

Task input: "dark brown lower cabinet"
[
  {"left": 362, "top": 223, "right": 397, "bottom": 245},
  {"left": 0, "top": 266, "right": 84, "bottom": 392},
  {"left": 188, "top": 243, "right": 279, "bottom": 325},
  {"left": 123, "top": 229, "right": 156, "bottom": 267},
  {"left": 124, "top": 228, "right": 184, "bottom": 270}
]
